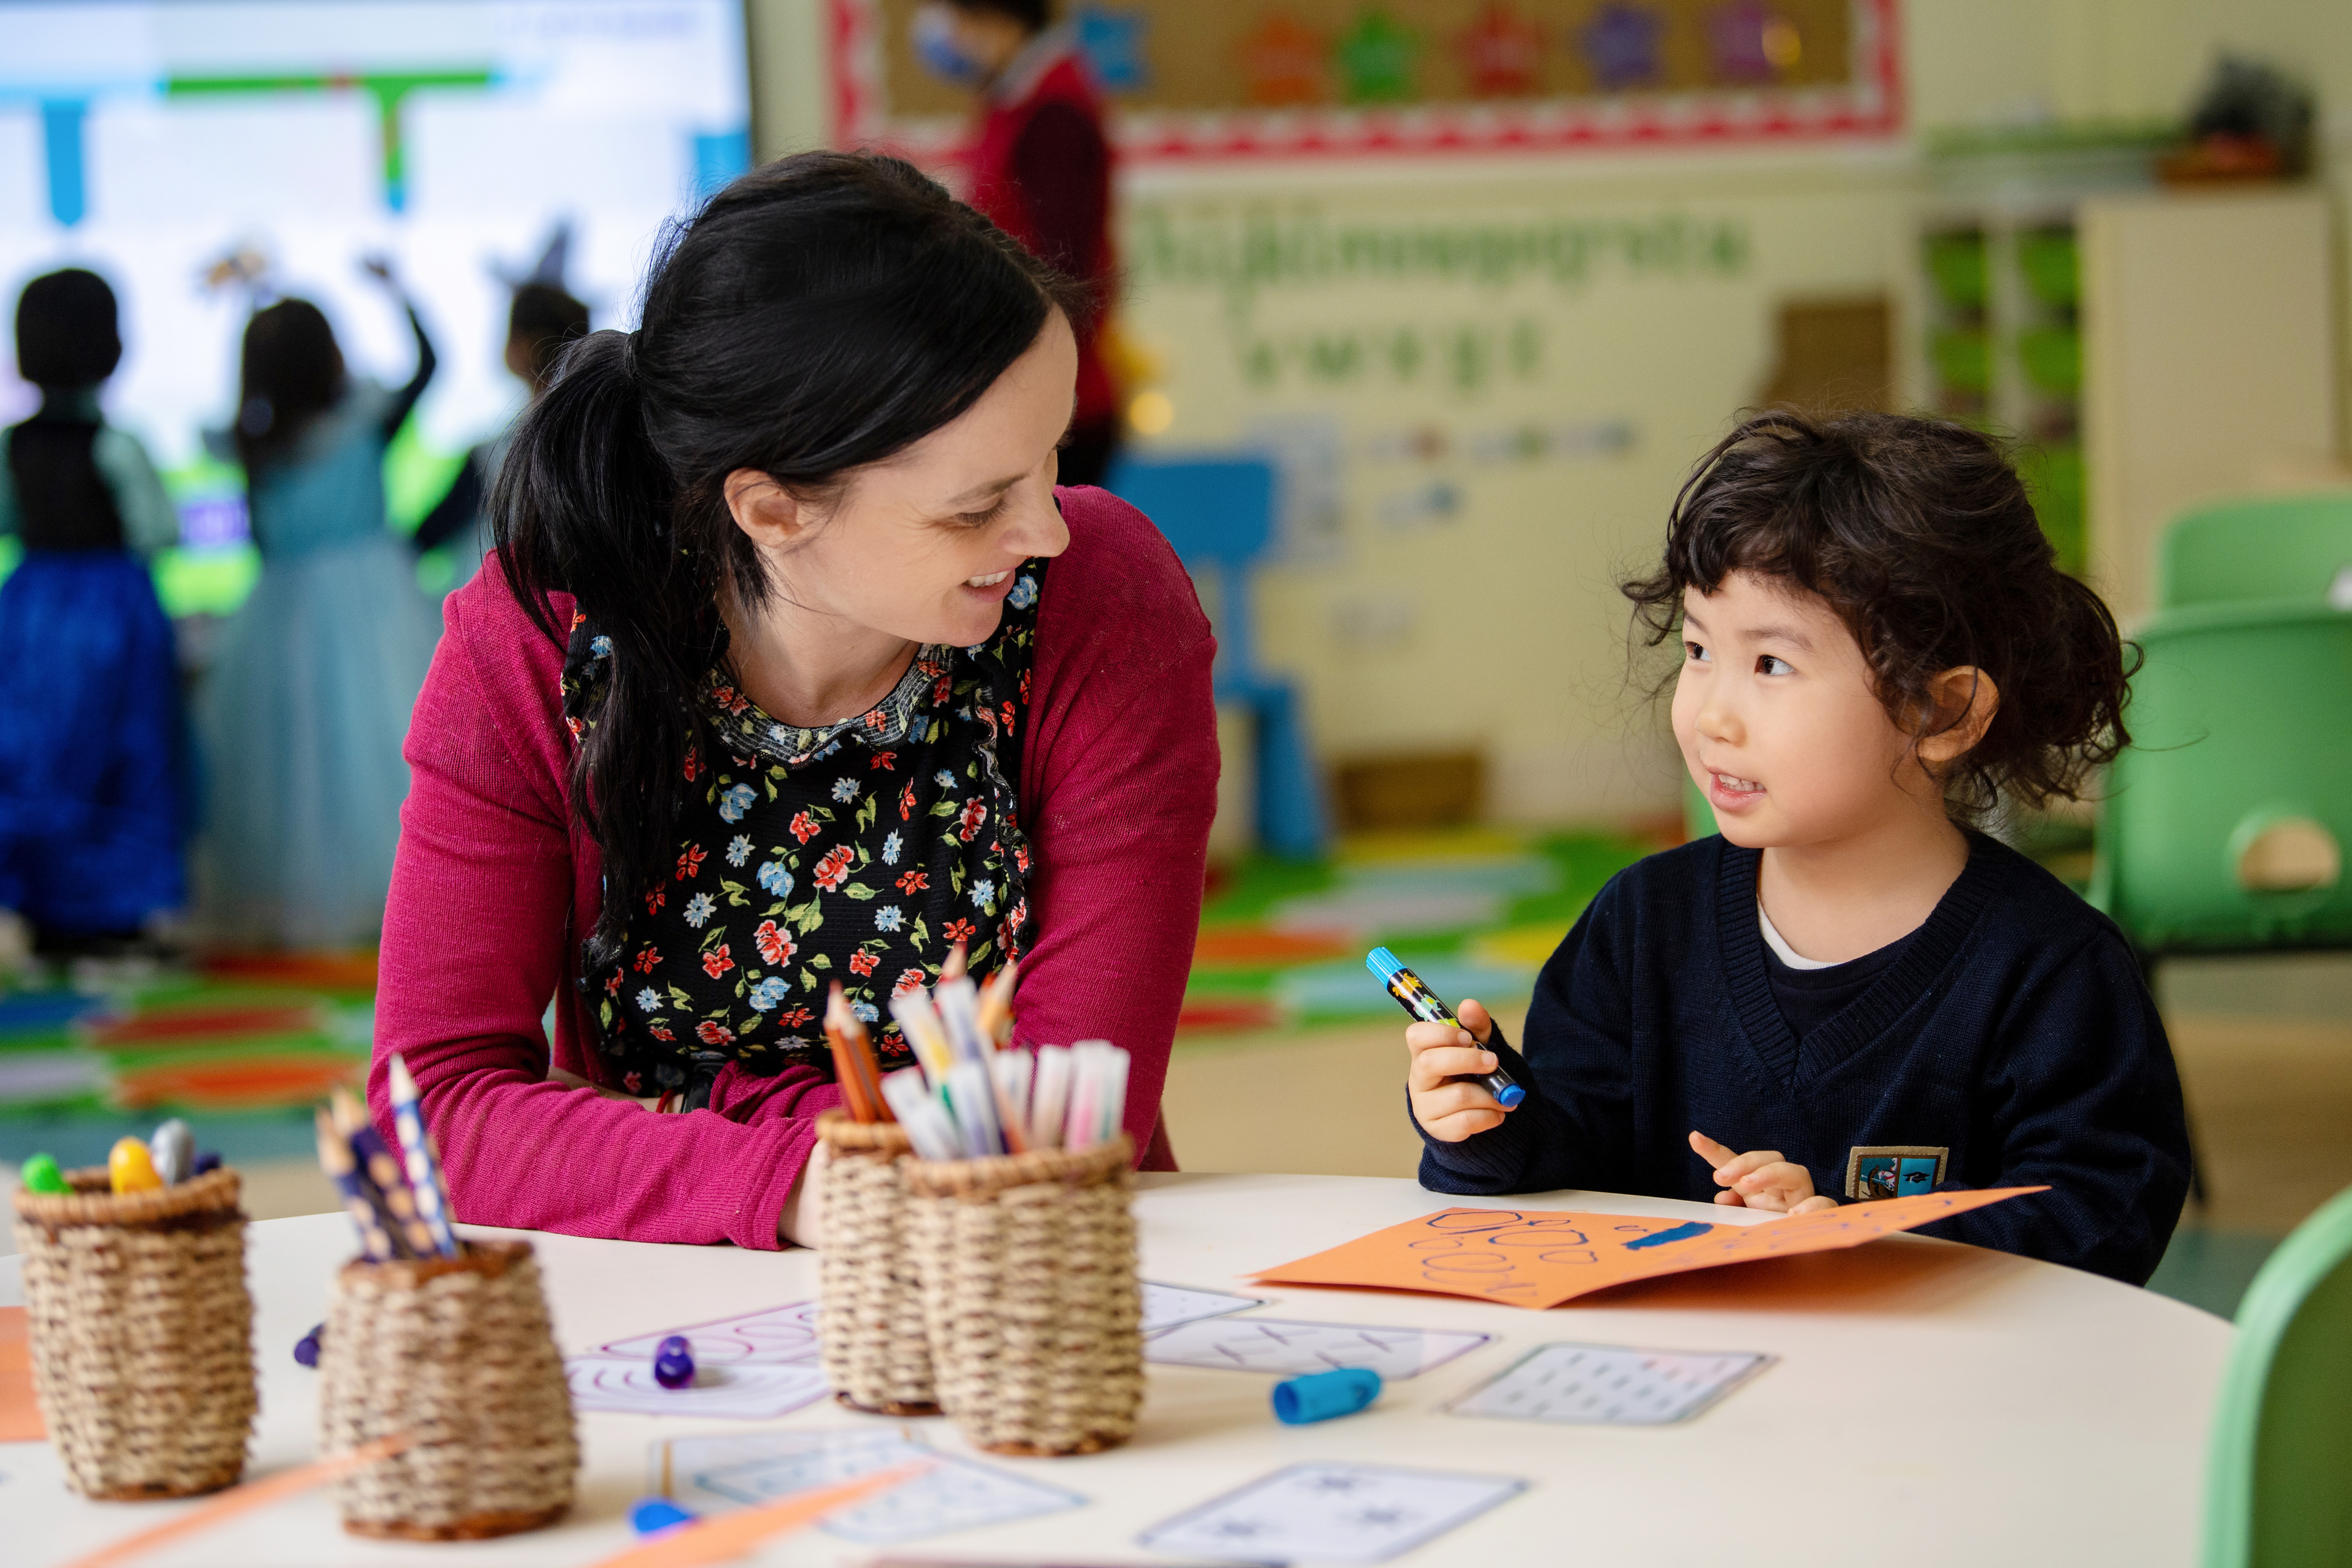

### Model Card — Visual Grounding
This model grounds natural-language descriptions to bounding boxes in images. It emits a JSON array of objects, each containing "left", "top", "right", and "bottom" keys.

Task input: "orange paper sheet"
[
  {"left": 0, "top": 1305, "right": 41, "bottom": 1441},
  {"left": 1254, "top": 1188, "right": 2046, "bottom": 1309}
]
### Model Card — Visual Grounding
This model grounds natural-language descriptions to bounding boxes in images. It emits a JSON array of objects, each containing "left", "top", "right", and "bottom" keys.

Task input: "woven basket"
[
  {"left": 11, "top": 1166, "right": 256, "bottom": 1500},
  {"left": 317, "top": 1240, "right": 577, "bottom": 1540},
  {"left": 905, "top": 1134, "right": 1142, "bottom": 1456},
  {"left": 816, "top": 1113, "right": 939, "bottom": 1415}
]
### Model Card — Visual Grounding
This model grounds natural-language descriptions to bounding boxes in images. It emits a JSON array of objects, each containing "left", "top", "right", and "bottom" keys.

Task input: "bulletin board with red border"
[{"left": 828, "top": 0, "right": 1903, "bottom": 163}]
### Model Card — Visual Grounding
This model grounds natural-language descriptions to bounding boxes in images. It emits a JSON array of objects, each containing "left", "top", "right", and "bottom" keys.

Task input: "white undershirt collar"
[{"left": 1758, "top": 903, "right": 1837, "bottom": 970}]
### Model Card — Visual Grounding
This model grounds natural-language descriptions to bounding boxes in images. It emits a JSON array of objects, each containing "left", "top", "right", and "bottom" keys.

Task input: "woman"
[
  {"left": 371, "top": 152, "right": 1217, "bottom": 1247},
  {"left": 200, "top": 262, "right": 444, "bottom": 948}
]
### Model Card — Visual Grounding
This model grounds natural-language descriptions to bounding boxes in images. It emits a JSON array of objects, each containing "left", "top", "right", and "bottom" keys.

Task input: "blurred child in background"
[
  {"left": 198, "top": 258, "right": 442, "bottom": 950},
  {"left": 913, "top": 0, "right": 1122, "bottom": 483},
  {"left": 411, "top": 278, "right": 588, "bottom": 587},
  {"left": 0, "top": 268, "right": 188, "bottom": 969}
]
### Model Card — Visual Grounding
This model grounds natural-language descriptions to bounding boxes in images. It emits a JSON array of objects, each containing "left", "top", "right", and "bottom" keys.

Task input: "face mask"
[{"left": 912, "top": 6, "right": 987, "bottom": 86}]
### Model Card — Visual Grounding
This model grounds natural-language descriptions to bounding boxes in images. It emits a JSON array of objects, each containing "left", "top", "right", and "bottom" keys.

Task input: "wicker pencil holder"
[
  {"left": 905, "top": 1134, "right": 1143, "bottom": 1456},
  {"left": 317, "top": 1240, "right": 577, "bottom": 1540},
  {"left": 816, "top": 1112, "right": 939, "bottom": 1415},
  {"left": 10, "top": 1166, "right": 256, "bottom": 1500}
]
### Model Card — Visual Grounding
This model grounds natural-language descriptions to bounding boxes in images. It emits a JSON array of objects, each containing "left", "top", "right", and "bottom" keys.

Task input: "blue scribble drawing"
[{"left": 1622, "top": 1220, "right": 1712, "bottom": 1250}]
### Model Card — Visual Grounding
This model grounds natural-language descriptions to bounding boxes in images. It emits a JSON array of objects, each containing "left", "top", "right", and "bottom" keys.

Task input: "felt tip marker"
[{"left": 1367, "top": 947, "right": 1526, "bottom": 1110}]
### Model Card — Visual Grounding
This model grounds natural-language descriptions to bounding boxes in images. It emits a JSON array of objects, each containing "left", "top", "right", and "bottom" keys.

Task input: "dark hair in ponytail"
[
  {"left": 1622, "top": 409, "right": 2136, "bottom": 818},
  {"left": 494, "top": 150, "right": 1077, "bottom": 970}
]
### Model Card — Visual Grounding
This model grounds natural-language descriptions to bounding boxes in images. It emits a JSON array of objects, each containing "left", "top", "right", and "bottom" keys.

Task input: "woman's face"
[{"left": 730, "top": 311, "right": 1078, "bottom": 650}]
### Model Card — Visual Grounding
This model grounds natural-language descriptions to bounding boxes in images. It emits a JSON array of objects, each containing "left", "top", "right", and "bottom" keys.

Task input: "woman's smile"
[{"left": 962, "top": 567, "right": 1019, "bottom": 601}]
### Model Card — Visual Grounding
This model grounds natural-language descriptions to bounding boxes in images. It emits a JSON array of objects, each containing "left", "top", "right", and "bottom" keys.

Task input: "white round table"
[{"left": 7, "top": 1173, "right": 2230, "bottom": 1566}]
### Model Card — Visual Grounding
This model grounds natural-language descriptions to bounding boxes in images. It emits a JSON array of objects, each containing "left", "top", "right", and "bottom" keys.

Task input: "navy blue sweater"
[{"left": 1418, "top": 833, "right": 2191, "bottom": 1284}]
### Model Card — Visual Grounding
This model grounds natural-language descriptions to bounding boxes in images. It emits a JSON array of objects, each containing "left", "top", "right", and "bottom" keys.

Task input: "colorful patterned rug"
[
  {"left": 0, "top": 826, "right": 1664, "bottom": 1163},
  {"left": 1181, "top": 825, "right": 1663, "bottom": 1034},
  {"left": 0, "top": 954, "right": 376, "bottom": 1166}
]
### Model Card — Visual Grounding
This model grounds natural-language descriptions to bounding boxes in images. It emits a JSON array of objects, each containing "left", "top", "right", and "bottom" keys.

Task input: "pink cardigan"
[{"left": 370, "top": 487, "right": 1218, "bottom": 1248}]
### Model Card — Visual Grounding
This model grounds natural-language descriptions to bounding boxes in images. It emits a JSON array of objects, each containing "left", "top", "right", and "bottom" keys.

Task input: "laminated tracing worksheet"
[
  {"left": 563, "top": 1355, "right": 830, "bottom": 1419},
  {"left": 595, "top": 1301, "right": 824, "bottom": 1365},
  {"left": 1446, "top": 1342, "right": 1774, "bottom": 1425},
  {"left": 1139, "top": 1462, "right": 1527, "bottom": 1564},
  {"left": 651, "top": 1429, "right": 1085, "bottom": 1545},
  {"left": 1144, "top": 1316, "right": 1490, "bottom": 1379}
]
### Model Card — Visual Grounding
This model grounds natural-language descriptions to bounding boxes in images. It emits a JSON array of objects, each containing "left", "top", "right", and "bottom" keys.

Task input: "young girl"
[
  {"left": 197, "top": 260, "right": 443, "bottom": 948},
  {"left": 1406, "top": 410, "right": 2190, "bottom": 1285},
  {"left": 0, "top": 268, "right": 188, "bottom": 962}
]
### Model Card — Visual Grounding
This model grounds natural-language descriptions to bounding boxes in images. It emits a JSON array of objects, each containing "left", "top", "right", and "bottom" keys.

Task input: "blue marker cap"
[
  {"left": 1366, "top": 946, "right": 1406, "bottom": 985},
  {"left": 1273, "top": 1366, "right": 1382, "bottom": 1425},
  {"left": 629, "top": 1497, "right": 698, "bottom": 1536}
]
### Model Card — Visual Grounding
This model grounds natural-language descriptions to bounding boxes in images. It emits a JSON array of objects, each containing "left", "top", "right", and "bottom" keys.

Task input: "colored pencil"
[
  {"left": 326, "top": 1089, "right": 424, "bottom": 1258},
  {"left": 988, "top": 1049, "right": 1033, "bottom": 1152},
  {"left": 823, "top": 986, "right": 875, "bottom": 1124},
  {"left": 840, "top": 1000, "right": 893, "bottom": 1123},
  {"left": 314, "top": 1108, "right": 396, "bottom": 1263},
  {"left": 386, "top": 1056, "right": 463, "bottom": 1258},
  {"left": 976, "top": 958, "right": 1018, "bottom": 1048},
  {"left": 1029, "top": 1044, "right": 1071, "bottom": 1151},
  {"left": 939, "top": 941, "right": 968, "bottom": 983}
]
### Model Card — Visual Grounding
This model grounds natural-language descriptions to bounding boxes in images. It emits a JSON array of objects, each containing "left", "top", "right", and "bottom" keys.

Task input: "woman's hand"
[
  {"left": 1689, "top": 1131, "right": 1837, "bottom": 1214},
  {"left": 1405, "top": 998, "right": 1511, "bottom": 1143},
  {"left": 779, "top": 1137, "right": 831, "bottom": 1249}
]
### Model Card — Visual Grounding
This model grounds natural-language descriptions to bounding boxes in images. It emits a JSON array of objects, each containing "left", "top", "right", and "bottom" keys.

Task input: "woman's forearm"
[{"left": 373, "top": 584, "right": 836, "bottom": 1247}]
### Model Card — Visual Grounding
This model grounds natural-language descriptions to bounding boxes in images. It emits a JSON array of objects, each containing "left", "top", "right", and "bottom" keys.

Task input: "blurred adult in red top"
[{"left": 914, "top": 0, "right": 1121, "bottom": 484}]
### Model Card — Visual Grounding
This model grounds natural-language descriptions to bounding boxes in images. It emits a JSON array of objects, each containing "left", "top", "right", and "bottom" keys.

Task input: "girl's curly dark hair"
[{"left": 1622, "top": 409, "right": 2135, "bottom": 817}]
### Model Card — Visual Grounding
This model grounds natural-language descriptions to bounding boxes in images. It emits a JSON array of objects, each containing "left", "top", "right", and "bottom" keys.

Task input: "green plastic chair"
[
  {"left": 2091, "top": 601, "right": 2352, "bottom": 955},
  {"left": 2203, "top": 1182, "right": 2352, "bottom": 1566},
  {"left": 2159, "top": 493, "right": 2352, "bottom": 611}
]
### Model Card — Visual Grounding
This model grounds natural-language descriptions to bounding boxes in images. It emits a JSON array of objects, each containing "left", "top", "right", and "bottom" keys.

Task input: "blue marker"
[{"left": 1367, "top": 947, "right": 1525, "bottom": 1110}]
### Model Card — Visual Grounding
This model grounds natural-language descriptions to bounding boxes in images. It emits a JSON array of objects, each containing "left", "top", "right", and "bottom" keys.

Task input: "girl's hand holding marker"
[
  {"left": 1373, "top": 947, "right": 1523, "bottom": 1143},
  {"left": 1380, "top": 947, "right": 1838, "bottom": 1211}
]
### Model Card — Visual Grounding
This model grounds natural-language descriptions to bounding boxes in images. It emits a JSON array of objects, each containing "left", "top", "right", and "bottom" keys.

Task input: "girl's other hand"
[
  {"left": 1689, "top": 1130, "right": 1837, "bottom": 1214},
  {"left": 1405, "top": 997, "right": 1509, "bottom": 1142}
]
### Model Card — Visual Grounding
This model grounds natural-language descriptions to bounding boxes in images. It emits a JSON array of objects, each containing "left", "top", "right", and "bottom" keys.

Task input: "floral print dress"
[{"left": 561, "top": 562, "right": 1046, "bottom": 1099}]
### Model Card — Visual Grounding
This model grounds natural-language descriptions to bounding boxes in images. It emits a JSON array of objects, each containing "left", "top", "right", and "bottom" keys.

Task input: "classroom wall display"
[
  {"left": 831, "top": 0, "right": 1899, "bottom": 162},
  {"left": 1111, "top": 161, "right": 1917, "bottom": 820},
  {"left": 0, "top": 0, "right": 749, "bottom": 612}
]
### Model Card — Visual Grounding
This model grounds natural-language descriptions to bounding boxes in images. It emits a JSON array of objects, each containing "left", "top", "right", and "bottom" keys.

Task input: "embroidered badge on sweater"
[{"left": 1845, "top": 1146, "right": 1947, "bottom": 1201}]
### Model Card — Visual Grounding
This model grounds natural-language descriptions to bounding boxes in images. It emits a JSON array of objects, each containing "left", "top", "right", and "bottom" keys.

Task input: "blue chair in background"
[{"left": 1102, "top": 455, "right": 1330, "bottom": 860}]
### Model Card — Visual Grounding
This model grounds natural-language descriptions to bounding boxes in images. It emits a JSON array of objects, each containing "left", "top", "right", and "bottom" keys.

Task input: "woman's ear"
[
  {"left": 724, "top": 468, "right": 809, "bottom": 552},
  {"left": 1916, "top": 666, "right": 2000, "bottom": 765}
]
